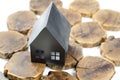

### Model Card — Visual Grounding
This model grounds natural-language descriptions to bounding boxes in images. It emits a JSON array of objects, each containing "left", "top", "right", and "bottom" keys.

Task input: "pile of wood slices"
[{"left": 0, "top": 0, "right": 120, "bottom": 80}]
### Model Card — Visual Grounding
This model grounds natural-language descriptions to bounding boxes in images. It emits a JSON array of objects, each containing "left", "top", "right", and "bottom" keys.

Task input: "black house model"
[{"left": 28, "top": 3, "right": 71, "bottom": 66}]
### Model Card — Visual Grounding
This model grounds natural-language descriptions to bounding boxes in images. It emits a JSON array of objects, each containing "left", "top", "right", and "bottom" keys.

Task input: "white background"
[{"left": 0, "top": 0, "right": 120, "bottom": 80}]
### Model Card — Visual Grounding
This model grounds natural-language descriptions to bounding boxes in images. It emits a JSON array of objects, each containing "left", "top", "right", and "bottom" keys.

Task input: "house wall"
[{"left": 30, "top": 28, "right": 66, "bottom": 66}]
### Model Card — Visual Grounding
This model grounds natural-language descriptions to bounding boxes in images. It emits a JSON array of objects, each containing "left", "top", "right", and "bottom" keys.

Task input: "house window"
[{"left": 51, "top": 52, "right": 60, "bottom": 61}]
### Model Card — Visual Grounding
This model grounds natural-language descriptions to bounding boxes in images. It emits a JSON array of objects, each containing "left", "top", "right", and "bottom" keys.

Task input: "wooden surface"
[
  {"left": 30, "top": 0, "right": 62, "bottom": 14},
  {"left": 93, "top": 9, "right": 120, "bottom": 31},
  {"left": 0, "top": 31, "right": 27, "bottom": 58},
  {"left": 69, "top": 0, "right": 99, "bottom": 17},
  {"left": 101, "top": 36, "right": 120, "bottom": 66},
  {"left": 4, "top": 51, "right": 46, "bottom": 80},
  {"left": 42, "top": 71, "right": 77, "bottom": 80},
  {"left": 71, "top": 22, "right": 106, "bottom": 47},
  {"left": 76, "top": 56, "right": 115, "bottom": 80},
  {"left": 7, "top": 11, "right": 37, "bottom": 34}
]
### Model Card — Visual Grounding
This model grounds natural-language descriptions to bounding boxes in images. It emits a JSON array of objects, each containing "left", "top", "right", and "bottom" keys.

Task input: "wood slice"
[
  {"left": 101, "top": 36, "right": 120, "bottom": 66},
  {"left": 27, "top": 29, "right": 32, "bottom": 39},
  {"left": 42, "top": 71, "right": 77, "bottom": 80},
  {"left": 71, "top": 22, "right": 106, "bottom": 47},
  {"left": 7, "top": 11, "right": 37, "bottom": 34},
  {"left": 4, "top": 51, "right": 46, "bottom": 80},
  {"left": 68, "top": 38, "right": 83, "bottom": 62},
  {"left": 69, "top": 0, "right": 99, "bottom": 17},
  {"left": 59, "top": 8, "right": 82, "bottom": 26},
  {"left": 0, "top": 71, "right": 8, "bottom": 80},
  {"left": 0, "top": 31, "right": 27, "bottom": 58},
  {"left": 76, "top": 56, "right": 115, "bottom": 80},
  {"left": 93, "top": 9, "right": 120, "bottom": 31},
  {"left": 30, "top": 0, "right": 62, "bottom": 14}
]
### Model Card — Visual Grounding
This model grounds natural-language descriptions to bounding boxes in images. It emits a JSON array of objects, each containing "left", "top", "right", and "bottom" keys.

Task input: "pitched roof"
[
  {"left": 46, "top": 3, "right": 70, "bottom": 51},
  {"left": 28, "top": 2, "right": 52, "bottom": 45},
  {"left": 28, "top": 2, "right": 71, "bottom": 52}
]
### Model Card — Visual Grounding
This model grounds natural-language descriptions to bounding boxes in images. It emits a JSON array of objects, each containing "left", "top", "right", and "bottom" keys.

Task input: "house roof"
[
  {"left": 28, "top": 2, "right": 52, "bottom": 46},
  {"left": 28, "top": 2, "right": 71, "bottom": 52},
  {"left": 46, "top": 3, "right": 70, "bottom": 51}
]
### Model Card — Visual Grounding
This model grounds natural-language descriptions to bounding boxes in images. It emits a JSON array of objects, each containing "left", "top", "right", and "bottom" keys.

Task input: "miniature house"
[{"left": 28, "top": 3, "right": 71, "bottom": 66}]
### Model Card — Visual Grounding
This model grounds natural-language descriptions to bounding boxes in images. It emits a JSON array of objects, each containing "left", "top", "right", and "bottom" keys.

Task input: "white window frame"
[{"left": 50, "top": 52, "right": 60, "bottom": 61}]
